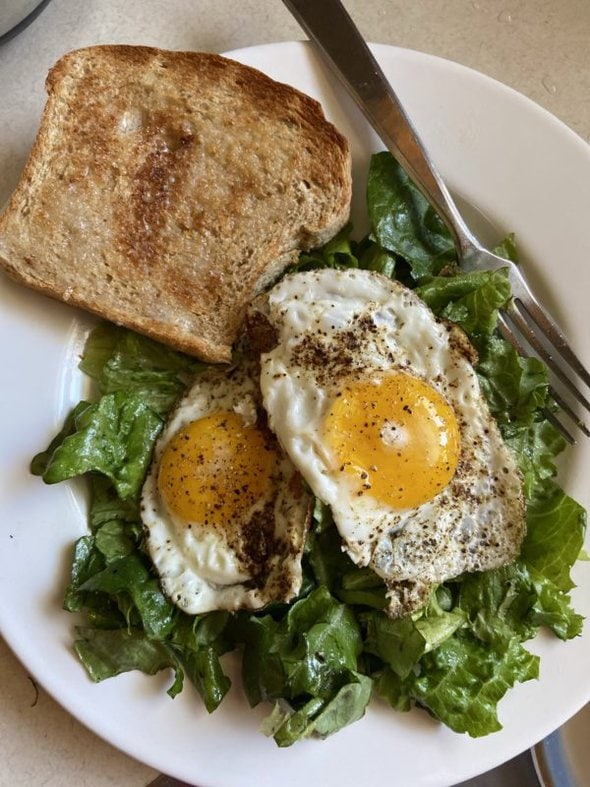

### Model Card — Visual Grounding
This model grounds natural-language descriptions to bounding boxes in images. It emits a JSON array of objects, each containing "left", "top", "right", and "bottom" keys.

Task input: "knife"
[{"left": 281, "top": 0, "right": 461, "bottom": 248}]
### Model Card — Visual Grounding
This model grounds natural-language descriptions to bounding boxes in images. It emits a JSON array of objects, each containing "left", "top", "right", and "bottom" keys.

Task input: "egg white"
[{"left": 257, "top": 268, "right": 526, "bottom": 616}]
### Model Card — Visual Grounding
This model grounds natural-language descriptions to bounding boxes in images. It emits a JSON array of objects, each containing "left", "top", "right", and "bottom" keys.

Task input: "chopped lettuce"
[
  {"left": 80, "top": 323, "right": 205, "bottom": 415},
  {"left": 32, "top": 151, "right": 585, "bottom": 744},
  {"left": 416, "top": 268, "right": 512, "bottom": 340},
  {"left": 31, "top": 392, "right": 162, "bottom": 500},
  {"left": 238, "top": 586, "right": 372, "bottom": 744},
  {"left": 74, "top": 627, "right": 183, "bottom": 689},
  {"left": 408, "top": 633, "right": 539, "bottom": 736},
  {"left": 367, "top": 151, "right": 456, "bottom": 278},
  {"left": 522, "top": 484, "right": 587, "bottom": 592}
]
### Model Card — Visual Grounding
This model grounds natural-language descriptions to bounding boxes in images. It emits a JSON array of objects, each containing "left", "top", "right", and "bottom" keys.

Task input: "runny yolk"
[
  {"left": 157, "top": 410, "right": 276, "bottom": 528},
  {"left": 322, "top": 372, "right": 461, "bottom": 510}
]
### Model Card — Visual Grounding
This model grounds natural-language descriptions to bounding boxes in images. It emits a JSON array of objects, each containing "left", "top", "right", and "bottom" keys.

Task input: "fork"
[{"left": 283, "top": 0, "right": 590, "bottom": 443}]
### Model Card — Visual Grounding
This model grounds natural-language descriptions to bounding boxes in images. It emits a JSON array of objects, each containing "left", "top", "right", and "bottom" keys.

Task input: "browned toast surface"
[{"left": 0, "top": 45, "right": 352, "bottom": 361}]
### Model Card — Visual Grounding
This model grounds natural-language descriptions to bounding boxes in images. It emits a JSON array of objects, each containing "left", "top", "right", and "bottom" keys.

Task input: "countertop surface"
[{"left": 1, "top": 1, "right": 589, "bottom": 785}]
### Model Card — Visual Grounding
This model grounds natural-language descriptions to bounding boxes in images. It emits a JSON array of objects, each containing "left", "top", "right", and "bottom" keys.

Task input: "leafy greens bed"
[{"left": 32, "top": 152, "right": 586, "bottom": 746}]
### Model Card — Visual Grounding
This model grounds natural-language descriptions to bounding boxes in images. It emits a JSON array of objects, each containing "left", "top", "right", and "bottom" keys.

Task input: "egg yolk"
[
  {"left": 157, "top": 410, "right": 277, "bottom": 528},
  {"left": 322, "top": 372, "right": 461, "bottom": 510}
]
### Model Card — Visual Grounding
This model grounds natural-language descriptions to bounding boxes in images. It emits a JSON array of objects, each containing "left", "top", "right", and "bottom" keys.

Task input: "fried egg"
[
  {"left": 141, "top": 360, "right": 312, "bottom": 614},
  {"left": 257, "top": 268, "right": 526, "bottom": 617}
]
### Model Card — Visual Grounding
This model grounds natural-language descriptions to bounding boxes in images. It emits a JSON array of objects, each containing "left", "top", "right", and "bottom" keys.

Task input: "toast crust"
[{"left": 0, "top": 45, "right": 352, "bottom": 362}]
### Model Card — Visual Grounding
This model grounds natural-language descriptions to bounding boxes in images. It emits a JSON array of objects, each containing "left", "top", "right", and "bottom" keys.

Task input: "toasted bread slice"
[{"left": 0, "top": 45, "right": 351, "bottom": 362}]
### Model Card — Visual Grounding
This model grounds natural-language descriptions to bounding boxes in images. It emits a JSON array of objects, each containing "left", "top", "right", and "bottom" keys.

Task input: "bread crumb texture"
[{"left": 0, "top": 45, "right": 352, "bottom": 361}]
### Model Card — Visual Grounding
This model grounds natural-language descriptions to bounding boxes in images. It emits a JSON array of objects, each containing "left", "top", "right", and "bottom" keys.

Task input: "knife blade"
[{"left": 281, "top": 0, "right": 456, "bottom": 237}]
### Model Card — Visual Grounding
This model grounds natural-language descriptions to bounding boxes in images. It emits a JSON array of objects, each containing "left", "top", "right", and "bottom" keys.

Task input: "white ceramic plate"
[{"left": 0, "top": 41, "right": 589, "bottom": 787}]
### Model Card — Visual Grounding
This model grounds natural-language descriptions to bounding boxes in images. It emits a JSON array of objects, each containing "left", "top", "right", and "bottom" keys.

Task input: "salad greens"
[{"left": 32, "top": 151, "right": 585, "bottom": 745}]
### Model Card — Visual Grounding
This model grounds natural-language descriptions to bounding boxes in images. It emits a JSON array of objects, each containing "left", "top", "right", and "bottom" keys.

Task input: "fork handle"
[{"left": 283, "top": 0, "right": 477, "bottom": 255}]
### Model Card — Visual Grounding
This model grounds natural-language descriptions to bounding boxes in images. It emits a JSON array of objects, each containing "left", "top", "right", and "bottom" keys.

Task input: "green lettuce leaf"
[
  {"left": 74, "top": 627, "right": 182, "bottom": 691},
  {"left": 33, "top": 391, "right": 162, "bottom": 500},
  {"left": 294, "top": 224, "right": 359, "bottom": 271},
  {"left": 477, "top": 337, "right": 549, "bottom": 425},
  {"left": 374, "top": 667, "right": 413, "bottom": 712},
  {"left": 363, "top": 612, "right": 426, "bottom": 679},
  {"left": 410, "top": 634, "right": 539, "bottom": 736},
  {"left": 176, "top": 647, "right": 232, "bottom": 712},
  {"left": 30, "top": 401, "right": 93, "bottom": 476},
  {"left": 305, "top": 506, "right": 388, "bottom": 610},
  {"left": 63, "top": 535, "right": 109, "bottom": 615},
  {"left": 89, "top": 475, "right": 141, "bottom": 530},
  {"left": 416, "top": 268, "right": 511, "bottom": 340},
  {"left": 79, "top": 554, "right": 175, "bottom": 639},
  {"left": 270, "top": 672, "right": 373, "bottom": 746},
  {"left": 80, "top": 323, "right": 204, "bottom": 415},
  {"left": 528, "top": 568, "right": 584, "bottom": 640},
  {"left": 493, "top": 233, "right": 519, "bottom": 263},
  {"left": 367, "top": 151, "right": 456, "bottom": 278},
  {"left": 239, "top": 587, "right": 372, "bottom": 744},
  {"left": 521, "top": 483, "right": 587, "bottom": 592}
]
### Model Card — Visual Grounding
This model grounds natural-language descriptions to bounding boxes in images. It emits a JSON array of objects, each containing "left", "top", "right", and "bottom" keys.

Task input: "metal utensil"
[{"left": 283, "top": 0, "right": 590, "bottom": 442}]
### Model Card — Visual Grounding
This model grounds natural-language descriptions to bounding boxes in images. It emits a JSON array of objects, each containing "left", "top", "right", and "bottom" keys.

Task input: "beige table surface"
[{"left": 1, "top": 1, "right": 589, "bottom": 785}]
